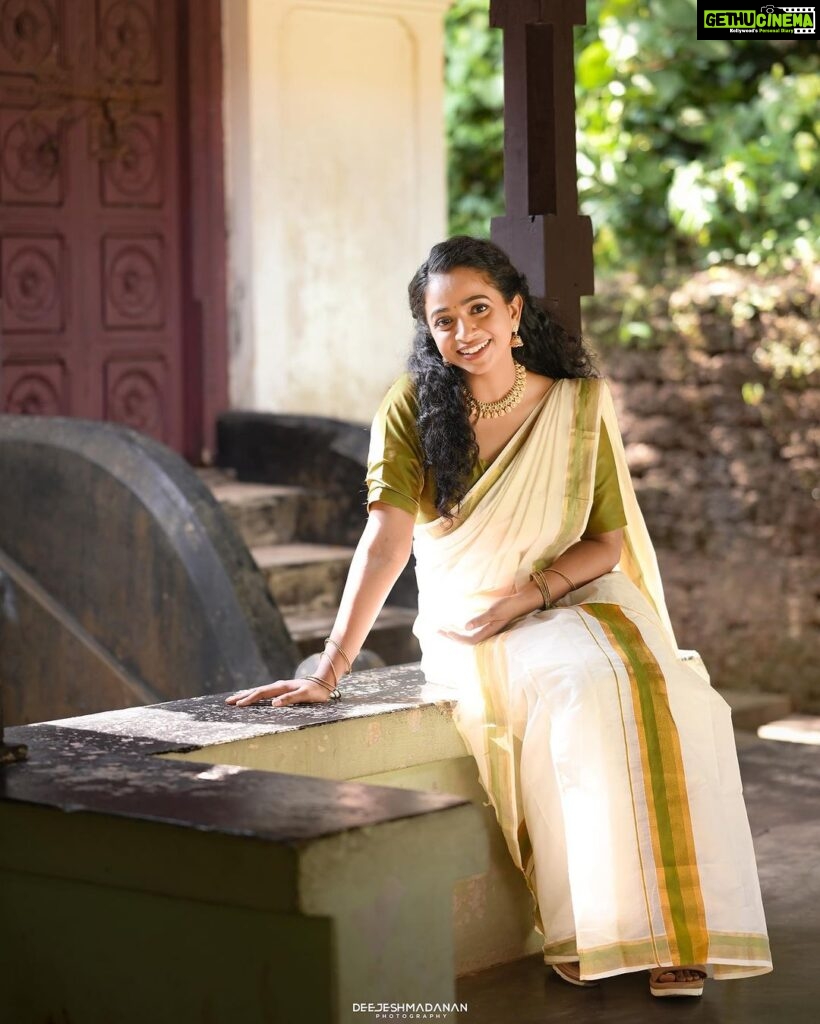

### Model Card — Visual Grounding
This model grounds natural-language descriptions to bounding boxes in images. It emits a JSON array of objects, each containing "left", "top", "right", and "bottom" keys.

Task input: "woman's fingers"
[
  {"left": 225, "top": 678, "right": 333, "bottom": 707},
  {"left": 225, "top": 681, "right": 293, "bottom": 706},
  {"left": 272, "top": 687, "right": 315, "bottom": 707},
  {"left": 438, "top": 620, "right": 503, "bottom": 645}
]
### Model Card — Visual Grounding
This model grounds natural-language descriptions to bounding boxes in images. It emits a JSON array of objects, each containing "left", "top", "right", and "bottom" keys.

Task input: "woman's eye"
[
  {"left": 471, "top": 304, "right": 489, "bottom": 315},
  {"left": 433, "top": 318, "right": 451, "bottom": 329}
]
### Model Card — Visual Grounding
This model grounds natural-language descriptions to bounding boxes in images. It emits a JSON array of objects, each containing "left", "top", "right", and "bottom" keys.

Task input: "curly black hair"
[{"left": 407, "top": 235, "right": 596, "bottom": 519}]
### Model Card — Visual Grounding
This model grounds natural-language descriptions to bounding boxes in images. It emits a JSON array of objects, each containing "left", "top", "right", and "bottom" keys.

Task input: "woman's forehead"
[{"left": 425, "top": 268, "right": 498, "bottom": 312}]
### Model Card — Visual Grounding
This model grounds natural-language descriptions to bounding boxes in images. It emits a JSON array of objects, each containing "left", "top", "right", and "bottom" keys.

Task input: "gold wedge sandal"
[{"left": 649, "top": 965, "right": 707, "bottom": 998}]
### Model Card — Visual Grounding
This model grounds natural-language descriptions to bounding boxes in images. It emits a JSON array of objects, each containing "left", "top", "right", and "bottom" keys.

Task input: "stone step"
[
  {"left": 718, "top": 688, "right": 793, "bottom": 732},
  {"left": 252, "top": 542, "right": 356, "bottom": 612},
  {"left": 203, "top": 470, "right": 421, "bottom": 667},
  {"left": 199, "top": 469, "right": 337, "bottom": 548},
  {"left": 286, "top": 604, "right": 421, "bottom": 665},
  {"left": 757, "top": 713, "right": 820, "bottom": 746}
]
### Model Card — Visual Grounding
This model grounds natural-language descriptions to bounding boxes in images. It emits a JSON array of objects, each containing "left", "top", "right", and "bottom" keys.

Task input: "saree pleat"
[{"left": 412, "top": 378, "right": 772, "bottom": 982}]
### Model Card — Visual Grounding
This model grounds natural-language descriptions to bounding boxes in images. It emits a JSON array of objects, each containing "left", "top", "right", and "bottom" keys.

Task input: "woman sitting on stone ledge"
[{"left": 226, "top": 236, "right": 772, "bottom": 999}]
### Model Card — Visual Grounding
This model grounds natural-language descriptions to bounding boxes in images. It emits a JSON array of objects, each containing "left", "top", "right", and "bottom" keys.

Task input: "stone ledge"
[
  {"left": 38, "top": 654, "right": 709, "bottom": 757},
  {"left": 1, "top": 680, "right": 488, "bottom": 1024},
  {"left": 2, "top": 718, "right": 468, "bottom": 845}
]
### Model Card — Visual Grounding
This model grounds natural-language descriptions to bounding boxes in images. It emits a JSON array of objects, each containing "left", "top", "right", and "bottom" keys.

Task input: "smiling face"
[{"left": 424, "top": 267, "right": 523, "bottom": 376}]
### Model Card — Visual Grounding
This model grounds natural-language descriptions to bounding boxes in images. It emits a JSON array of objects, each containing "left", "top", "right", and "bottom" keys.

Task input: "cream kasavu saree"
[{"left": 412, "top": 377, "right": 772, "bottom": 981}]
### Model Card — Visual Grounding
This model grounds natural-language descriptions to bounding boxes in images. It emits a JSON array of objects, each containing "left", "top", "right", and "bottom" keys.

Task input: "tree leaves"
[{"left": 445, "top": 0, "right": 819, "bottom": 277}]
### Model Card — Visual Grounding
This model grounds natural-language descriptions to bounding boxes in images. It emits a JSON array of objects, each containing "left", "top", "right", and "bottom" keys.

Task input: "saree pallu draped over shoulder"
[{"left": 411, "top": 378, "right": 772, "bottom": 982}]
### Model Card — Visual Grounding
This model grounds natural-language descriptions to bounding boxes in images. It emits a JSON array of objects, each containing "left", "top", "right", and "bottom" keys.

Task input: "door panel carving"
[
  {"left": 4, "top": 359, "right": 66, "bottom": 414},
  {"left": 0, "top": 0, "right": 61, "bottom": 75},
  {"left": 98, "top": 0, "right": 159, "bottom": 83},
  {"left": 104, "top": 355, "right": 165, "bottom": 439},
  {"left": 100, "top": 113, "right": 162, "bottom": 206},
  {"left": 102, "top": 235, "right": 164, "bottom": 328},
  {"left": 0, "top": 112, "right": 62, "bottom": 203},
  {"left": 1, "top": 0, "right": 187, "bottom": 451},
  {"left": 1, "top": 234, "right": 63, "bottom": 331}
]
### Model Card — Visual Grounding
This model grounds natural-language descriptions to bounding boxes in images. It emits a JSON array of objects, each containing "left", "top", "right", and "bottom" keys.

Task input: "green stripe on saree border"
[
  {"left": 545, "top": 936, "right": 672, "bottom": 972},
  {"left": 709, "top": 932, "right": 772, "bottom": 960},
  {"left": 534, "top": 377, "right": 602, "bottom": 572},
  {"left": 544, "top": 932, "right": 770, "bottom": 975},
  {"left": 581, "top": 602, "right": 709, "bottom": 968},
  {"left": 542, "top": 937, "right": 580, "bottom": 958}
]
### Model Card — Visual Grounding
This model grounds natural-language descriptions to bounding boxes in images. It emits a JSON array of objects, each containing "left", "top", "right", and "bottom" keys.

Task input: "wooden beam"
[{"left": 490, "top": 0, "right": 594, "bottom": 336}]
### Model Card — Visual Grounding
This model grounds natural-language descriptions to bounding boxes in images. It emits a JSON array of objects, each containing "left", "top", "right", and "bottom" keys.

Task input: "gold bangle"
[
  {"left": 318, "top": 651, "right": 339, "bottom": 688},
  {"left": 324, "top": 637, "right": 352, "bottom": 674},
  {"left": 304, "top": 673, "right": 342, "bottom": 700},
  {"left": 529, "top": 570, "right": 552, "bottom": 609},
  {"left": 305, "top": 673, "right": 334, "bottom": 692},
  {"left": 544, "top": 567, "right": 577, "bottom": 592},
  {"left": 532, "top": 570, "right": 547, "bottom": 606}
]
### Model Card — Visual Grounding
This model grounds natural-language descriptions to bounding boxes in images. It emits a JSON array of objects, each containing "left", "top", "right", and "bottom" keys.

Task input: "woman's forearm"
[
  {"left": 518, "top": 531, "right": 623, "bottom": 611},
  {"left": 316, "top": 508, "right": 414, "bottom": 682}
]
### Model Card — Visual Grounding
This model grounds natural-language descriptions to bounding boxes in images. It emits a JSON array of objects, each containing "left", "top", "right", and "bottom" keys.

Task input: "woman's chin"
[{"left": 457, "top": 347, "right": 499, "bottom": 372}]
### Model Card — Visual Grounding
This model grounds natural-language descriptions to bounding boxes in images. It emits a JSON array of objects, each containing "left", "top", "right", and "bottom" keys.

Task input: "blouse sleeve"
[
  {"left": 584, "top": 419, "right": 627, "bottom": 535},
  {"left": 365, "top": 374, "right": 425, "bottom": 517}
]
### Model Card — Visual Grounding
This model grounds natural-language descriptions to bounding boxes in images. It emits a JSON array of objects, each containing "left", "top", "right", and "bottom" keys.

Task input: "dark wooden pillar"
[{"left": 490, "top": 0, "right": 593, "bottom": 336}]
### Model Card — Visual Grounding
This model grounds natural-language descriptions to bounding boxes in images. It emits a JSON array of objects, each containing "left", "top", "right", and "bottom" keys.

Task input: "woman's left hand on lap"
[{"left": 438, "top": 593, "right": 535, "bottom": 644}]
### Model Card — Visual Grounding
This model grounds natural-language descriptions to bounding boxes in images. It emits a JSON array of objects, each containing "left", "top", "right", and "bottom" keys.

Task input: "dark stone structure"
[
  {"left": 216, "top": 411, "right": 370, "bottom": 546},
  {"left": 0, "top": 415, "right": 300, "bottom": 726},
  {"left": 216, "top": 411, "right": 419, "bottom": 608}
]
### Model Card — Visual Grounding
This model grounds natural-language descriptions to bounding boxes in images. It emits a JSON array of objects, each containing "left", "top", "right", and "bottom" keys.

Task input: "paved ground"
[{"left": 457, "top": 733, "right": 820, "bottom": 1024}]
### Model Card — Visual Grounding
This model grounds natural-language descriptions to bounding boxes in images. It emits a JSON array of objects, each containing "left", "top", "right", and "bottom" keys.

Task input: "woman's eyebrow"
[{"left": 430, "top": 294, "right": 492, "bottom": 317}]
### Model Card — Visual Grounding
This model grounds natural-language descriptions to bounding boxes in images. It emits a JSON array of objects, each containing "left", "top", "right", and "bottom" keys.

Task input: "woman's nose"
[{"left": 454, "top": 318, "right": 475, "bottom": 343}]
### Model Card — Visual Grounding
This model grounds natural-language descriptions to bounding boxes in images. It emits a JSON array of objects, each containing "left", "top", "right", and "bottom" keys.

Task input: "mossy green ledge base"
[{"left": 0, "top": 678, "right": 486, "bottom": 1024}]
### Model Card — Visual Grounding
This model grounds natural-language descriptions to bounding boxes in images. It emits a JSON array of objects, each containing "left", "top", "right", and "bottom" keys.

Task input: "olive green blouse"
[{"left": 366, "top": 373, "right": 627, "bottom": 532}]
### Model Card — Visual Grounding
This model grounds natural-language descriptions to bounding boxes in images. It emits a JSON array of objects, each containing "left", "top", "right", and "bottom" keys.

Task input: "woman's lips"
[{"left": 458, "top": 338, "right": 491, "bottom": 359}]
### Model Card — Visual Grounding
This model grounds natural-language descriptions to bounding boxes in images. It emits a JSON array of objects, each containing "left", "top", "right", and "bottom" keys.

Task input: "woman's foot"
[
  {"left": 649, "top": 965, "right": 707, "bottom": 998},
  {"left": 551, "top": 962, "right": 599, "bottom": 988}
]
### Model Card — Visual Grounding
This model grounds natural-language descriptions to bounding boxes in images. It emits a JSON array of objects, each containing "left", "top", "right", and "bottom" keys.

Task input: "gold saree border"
[
  {"left": 534, "top": 378, "right": 603, "bottom": 570},
  {"left": 580, "top": 602, "right": 710, "bottom": 968},
  {"left": 544, "top": 931, "right": 771, "bottom": 978}
]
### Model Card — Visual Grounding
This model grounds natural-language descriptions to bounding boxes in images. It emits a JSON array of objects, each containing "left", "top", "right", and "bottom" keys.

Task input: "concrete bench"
[
  {"left": 3, "top": 651, "right": 708, "bottom": 1019},
  {"left": 47, "top": 668, "right": 546, "bottom": 970},
  {"left": 0, "top": 692, "right": 486, "bottom": 1024}
]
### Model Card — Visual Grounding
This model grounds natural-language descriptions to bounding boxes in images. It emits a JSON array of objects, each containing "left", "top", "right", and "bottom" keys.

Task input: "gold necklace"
[{"left": 463, "top": 361, "right": 527, "bottom": 419}]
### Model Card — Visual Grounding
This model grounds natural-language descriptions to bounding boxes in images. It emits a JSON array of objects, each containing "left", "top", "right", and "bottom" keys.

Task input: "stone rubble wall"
[{"left": 584, "top": 267, "right": 819, "bottom": 710}]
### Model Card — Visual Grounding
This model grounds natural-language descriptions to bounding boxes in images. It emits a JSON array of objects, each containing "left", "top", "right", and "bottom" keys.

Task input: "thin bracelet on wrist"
[
  {"left": 318, "top": 650, "right": 340, "bottom": 688},
  {"left": 324, "top": 636, "right": 353, "bottom": 674},
  {"left": 543, "top": 567, "right": 577, "bottom": 592},
  {"left": 304, "top": 673, "right": 342, "bottom": 700},
  {"left": 529, "top": 569, "right": 553, "bottom": 609}
]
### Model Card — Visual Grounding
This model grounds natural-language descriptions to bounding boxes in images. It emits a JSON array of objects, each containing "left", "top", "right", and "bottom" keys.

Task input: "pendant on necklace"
[{"left": 463, "top": 362, "right": 527, "bottom": 419}]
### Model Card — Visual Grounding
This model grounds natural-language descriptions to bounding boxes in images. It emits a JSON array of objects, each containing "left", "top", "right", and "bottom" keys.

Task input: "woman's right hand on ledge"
[{"left": 224, "top": 678, "right": 335, "bottom": 708}]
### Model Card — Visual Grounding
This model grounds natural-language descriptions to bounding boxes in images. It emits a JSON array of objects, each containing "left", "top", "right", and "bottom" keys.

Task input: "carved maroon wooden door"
[{"left": 0, "top": 0, "right": 193, "bottom": 452}]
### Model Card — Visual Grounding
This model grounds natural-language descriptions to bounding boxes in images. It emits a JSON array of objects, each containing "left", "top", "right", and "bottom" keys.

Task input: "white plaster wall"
[{"left": 223, "top": 0, "right": 452, "bottom": 419}]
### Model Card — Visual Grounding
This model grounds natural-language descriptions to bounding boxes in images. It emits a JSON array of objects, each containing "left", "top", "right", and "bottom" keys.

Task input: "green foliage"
[
  {"left": 444, "top": 0, "right": 503, "bottom": 238},
  {"left": 445, "top": 0, "right": 819, "bottom": 276}
]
